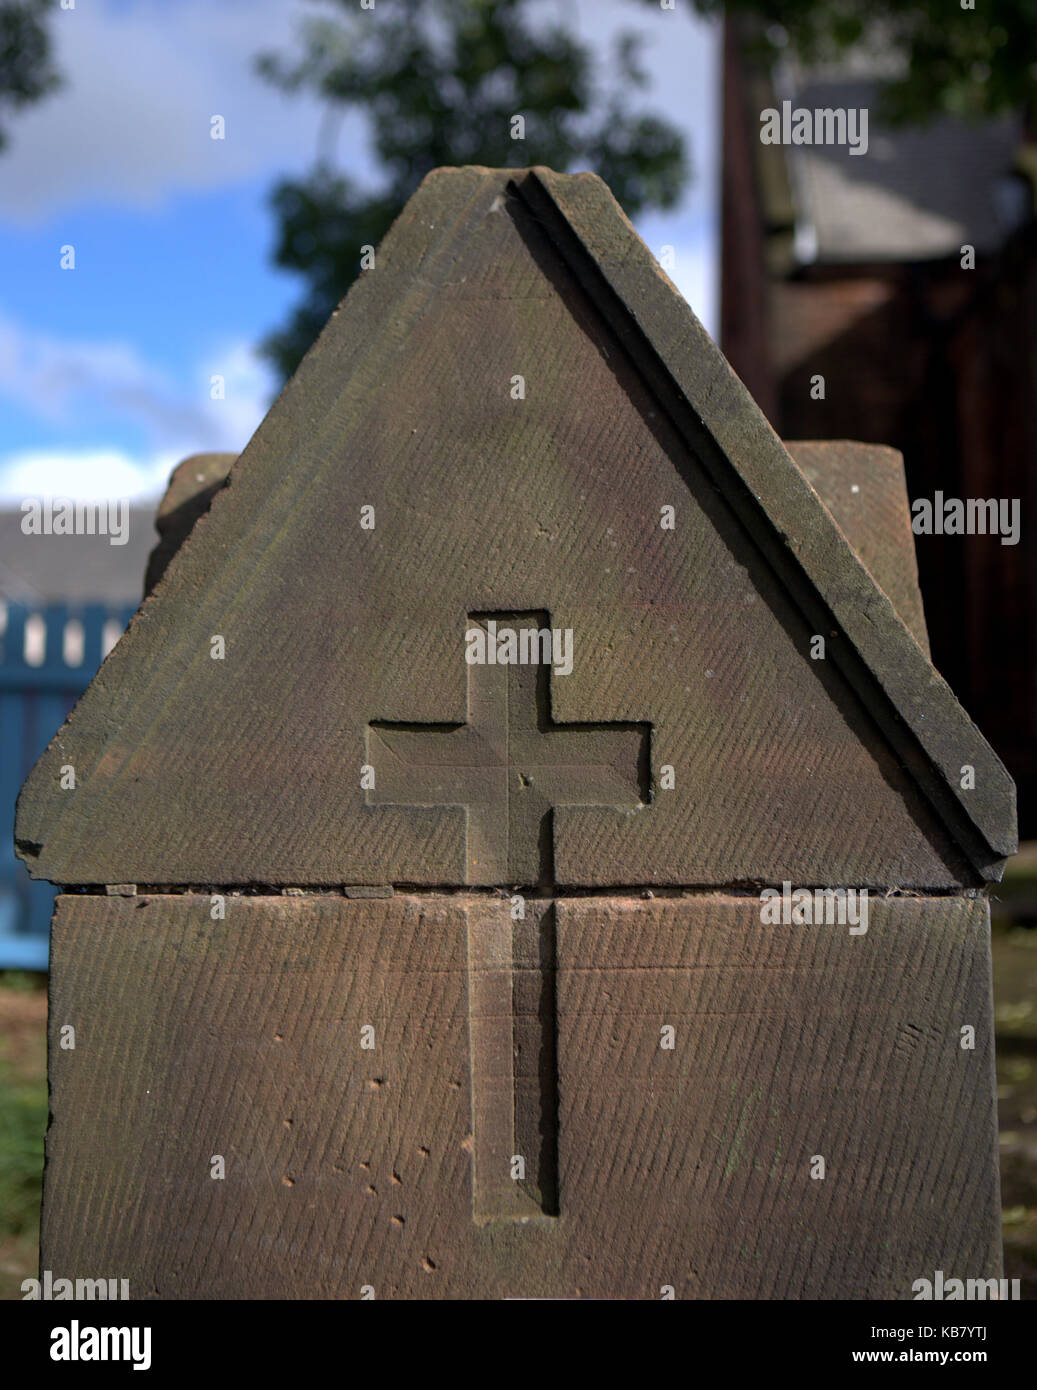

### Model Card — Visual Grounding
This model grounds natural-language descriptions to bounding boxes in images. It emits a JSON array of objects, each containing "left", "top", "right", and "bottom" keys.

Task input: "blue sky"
[{"left": 0, "top": 0, "right": 719, "bottom": 505}]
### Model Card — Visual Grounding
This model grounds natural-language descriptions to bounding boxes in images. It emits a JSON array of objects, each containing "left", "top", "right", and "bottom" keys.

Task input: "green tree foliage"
[
  {"left": 0, "top": 0, "right": 61, "bottom": 150},
  {"left": 258, "top": 0, "right": 689, "bottom": 378},
  {"left": 655, "top": 0, "right": 1035, "bottom": 124}
]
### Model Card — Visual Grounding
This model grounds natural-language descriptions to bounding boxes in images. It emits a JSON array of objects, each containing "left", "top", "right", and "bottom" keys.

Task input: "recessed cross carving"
[
  {"left": 365, "top": 612, "right": 651, "bottom": 887},
  {"left": 366, "top": 612, "right": 651, "bottom": 1222}
]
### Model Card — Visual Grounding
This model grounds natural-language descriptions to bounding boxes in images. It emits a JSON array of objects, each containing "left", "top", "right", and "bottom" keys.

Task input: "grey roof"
[
  {"left": 0, "top": 507, "right": 157, "bottom": 604},
  {"left": 775, "top": 73, "right": 1027, "bottom": 263}
]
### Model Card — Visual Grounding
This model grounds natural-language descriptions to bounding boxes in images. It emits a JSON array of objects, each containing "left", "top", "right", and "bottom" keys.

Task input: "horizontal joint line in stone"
[{"left": 69, "top": 883, "right": 987, "bottom": 898}]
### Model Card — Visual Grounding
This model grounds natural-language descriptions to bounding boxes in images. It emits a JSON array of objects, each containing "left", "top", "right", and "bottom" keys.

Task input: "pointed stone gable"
[
  {"left": 20, "top": 167, "right": 1015, "bottom": 1303},
  {"left": 15, "top": 168, "right": 1013, "bottom": 892}
]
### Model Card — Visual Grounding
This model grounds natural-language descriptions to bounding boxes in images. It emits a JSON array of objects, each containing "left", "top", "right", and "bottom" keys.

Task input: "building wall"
[
  {"left": 721, "top": 21, "right": 1037, "bottom": 835},
  {"left": 768, "top": 242, "right": 1037, "bottom": 836}
]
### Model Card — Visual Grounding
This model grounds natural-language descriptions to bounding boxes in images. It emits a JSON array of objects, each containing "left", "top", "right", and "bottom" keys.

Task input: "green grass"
[
  {"left": 0, "top": 1058, "right": 46, "bottom": 1241},
  {"left": 0, "top": 971, "right": 46, "bottom": 995}
]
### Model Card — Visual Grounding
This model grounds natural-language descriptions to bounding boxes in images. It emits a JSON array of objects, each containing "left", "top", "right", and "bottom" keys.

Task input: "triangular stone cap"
[{"left": 15, "top": 166, "right": 1015, "bottom": 887}]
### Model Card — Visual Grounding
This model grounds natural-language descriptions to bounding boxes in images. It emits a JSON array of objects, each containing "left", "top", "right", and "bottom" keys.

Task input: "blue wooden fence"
[{"left": 0, "top": 600, "right": 137, "bottom": 970}]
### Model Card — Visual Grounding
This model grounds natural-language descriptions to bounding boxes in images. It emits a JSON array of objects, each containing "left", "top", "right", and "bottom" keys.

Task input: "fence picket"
[{"left": 0, "top": 600, "right": 137, "bottom": 968}]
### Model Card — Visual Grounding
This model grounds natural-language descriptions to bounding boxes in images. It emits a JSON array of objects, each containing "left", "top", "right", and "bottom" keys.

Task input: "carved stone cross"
[
  {"left": 367, "top": 613, "right": 651, "bottom": 1220},
  {"left": 366, "top": 613, "right": 651, "bottom": 888}
]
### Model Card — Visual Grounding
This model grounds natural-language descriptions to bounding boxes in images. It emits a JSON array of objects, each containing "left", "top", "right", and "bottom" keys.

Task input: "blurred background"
[{"left": 0, "top": 0, "right": 1034, "bottom": 1297}]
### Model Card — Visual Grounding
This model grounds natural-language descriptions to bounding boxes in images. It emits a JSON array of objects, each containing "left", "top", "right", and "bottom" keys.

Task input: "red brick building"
[{"left": 722, "top": 20, "right": 1037, "bottom": 835}]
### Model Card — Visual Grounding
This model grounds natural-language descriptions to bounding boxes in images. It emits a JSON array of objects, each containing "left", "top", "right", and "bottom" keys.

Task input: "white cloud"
[
  {"left": 0, "top": 446, "right": 176, "bottom": 503},
  {"left": 1, "top": 0, "right": 367, "bottom": 223},
  {"left": 0, "top": 313, "right": 183, "bottom": 430},
  {"left": 196, "top": 339, "right": 278, "bottom": 452},
  {"left": 3, "top": 0, "right": 719, "bottom": 238},
  {"left": 0, "top": 310, "right": 274, "bottom": 433},
  {"left": 0, "top": 312, "right": 275, "bottom": 501}
]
